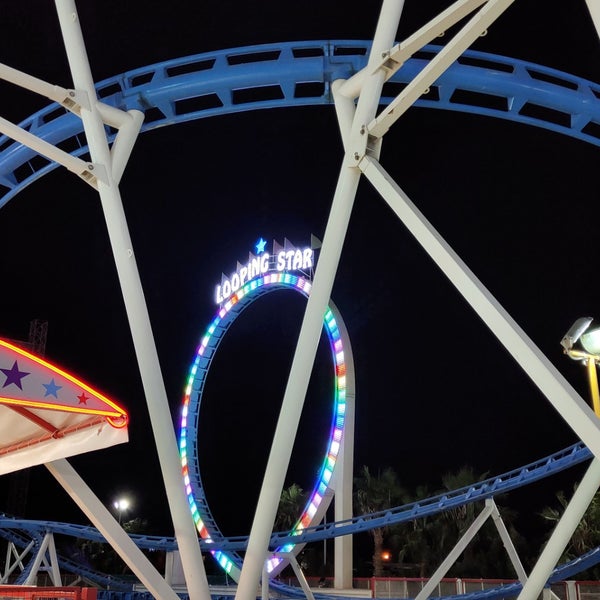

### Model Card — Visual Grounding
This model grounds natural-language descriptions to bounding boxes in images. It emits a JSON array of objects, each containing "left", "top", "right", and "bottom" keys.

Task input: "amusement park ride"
[{"left": 1, "top": 1, "right": 600, "bottom": 600}]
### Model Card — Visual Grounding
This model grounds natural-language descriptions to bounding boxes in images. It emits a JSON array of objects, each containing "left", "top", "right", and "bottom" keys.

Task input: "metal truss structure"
[{"left": 1, "top": 1, "right": 600, "bottom": 600}]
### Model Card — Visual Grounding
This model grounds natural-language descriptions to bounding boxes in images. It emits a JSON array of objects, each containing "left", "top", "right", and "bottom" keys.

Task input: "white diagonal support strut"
[
  {"left": 367, "top": 0, "right": 515, "bottom": 140},
  {"left": 490, "top": 500, "right": 527, "bottom": 582},
  {"left": 47, "top": 458, "right": 181, "bottom": 600},
  {"left": 53, "top": 2, "right": 211, "bottom": 600},
  {"left": 0, "top": 115, "right": 102, "bottom": 188},
  {"left": 359, "top": 154, "right": 600, "bottom": 459},
  {"left": 585, "top": 0, "right": 600, "bottom": 41},
  {"left": 517, "top": 459, "right": 600, "bottom": 600},
  {"left": 0, "top": 62, "right": 87, "bottom": 113},
  {"left": 234, "top": 3, "right": 406, "bottom": 600},
  {"left": 337, "top": 0, "right": 488, "bottom": 100},
  {"left": 415, "top": 501, "right": 495, "bottom": 600}
]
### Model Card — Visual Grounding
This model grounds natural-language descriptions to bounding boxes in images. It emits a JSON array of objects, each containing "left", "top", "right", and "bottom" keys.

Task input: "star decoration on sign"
[
  {"left": 77, "top": 392, "right": 89, "bottom": 405},
  {"left": 255, "top": 237, "right": 267, "bottom": 254},
  {"left": 43, "top": 378, "right": 63, "bottom": 398},
  {"left": 1, "top": 360, "right": 30, "bottom": 389}
]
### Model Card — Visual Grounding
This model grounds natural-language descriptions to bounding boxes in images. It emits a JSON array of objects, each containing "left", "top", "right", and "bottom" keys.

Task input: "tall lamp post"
[
  {"left": 113, "top": 498, "right": 130, "bottom": 525},
  {"left": 561, "top": 317, "right": 600, "bottom": 416}
]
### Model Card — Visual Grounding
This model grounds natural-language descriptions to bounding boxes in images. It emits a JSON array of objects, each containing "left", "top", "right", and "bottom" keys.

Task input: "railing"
[
  {"left": 278, "top": 577, "right": 600, "bottom": 600},
  {"left": 0, "top": 587, "right": 97, "bottom": 600}
]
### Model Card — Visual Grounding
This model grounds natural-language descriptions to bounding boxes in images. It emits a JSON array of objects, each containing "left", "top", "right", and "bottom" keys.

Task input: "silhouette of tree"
[
  {"left": 540, "top": 485, "right": 600, "bottom": 579},
  {"left": 275, "top": 483, "right": 306, "bottom": 531},
  {"left": 354, "top": 465, "right": 405, "bottom": 577}
]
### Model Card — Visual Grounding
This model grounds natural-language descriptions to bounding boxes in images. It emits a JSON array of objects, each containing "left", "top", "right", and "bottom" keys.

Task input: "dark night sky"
[{"left": 0, "top": 1, "right": 600, "bottom": 545}]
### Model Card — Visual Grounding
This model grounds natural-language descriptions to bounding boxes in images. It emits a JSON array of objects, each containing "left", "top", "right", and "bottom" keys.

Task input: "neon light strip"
[
  {"left": 0, "top": 396, "right": 126, "bottom": 419},
  {"left": 179, "top": 273, "right": 347, "bottom": 577},
  {"left": 0, "top": 339, "right": 128, "bottom": 422}
]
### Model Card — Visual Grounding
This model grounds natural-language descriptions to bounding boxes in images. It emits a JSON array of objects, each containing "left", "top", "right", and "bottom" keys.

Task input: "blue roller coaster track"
[
  {"left": 0, "top": 441, "right": 596, "bottom": 592},
  {"left": 1, "top": 41, "right": 600, "bottom": 207},
  {"left": 2, "top": 40, "right": 600, "bottom": 598}
]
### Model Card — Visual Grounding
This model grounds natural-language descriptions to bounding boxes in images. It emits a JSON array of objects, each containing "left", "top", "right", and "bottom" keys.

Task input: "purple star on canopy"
[{"left": 1, "top": 360, "right": 30, "bottom": 390}]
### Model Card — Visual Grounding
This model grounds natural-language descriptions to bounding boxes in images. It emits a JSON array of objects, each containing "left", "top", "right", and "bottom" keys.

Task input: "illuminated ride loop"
[
  {"left": 2, "top": 40, "right": 600, "bottom": 596},
  {"left": 179, "top": 259, "right": 354, "bottom": 580}
]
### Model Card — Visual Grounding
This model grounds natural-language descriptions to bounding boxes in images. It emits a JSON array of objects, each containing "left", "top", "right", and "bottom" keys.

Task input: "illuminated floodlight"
[
  {"left": 113, "top": 497, "right": 130, "bottom": 523},
  {"left": 561, "top": 317, "right": 600, "bottom": 416},
  {"left": 561, "top": 317, "right": 594, "bottom": 354}
]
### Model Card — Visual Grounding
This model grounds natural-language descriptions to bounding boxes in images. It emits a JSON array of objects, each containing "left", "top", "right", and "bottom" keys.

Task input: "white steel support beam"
[
  {"left": 47, "top": 458, "right": 182, "bottom": 600},
  {"left": 414, "top": 501, "right": 495, "bottom": 600},
  {"left": 337, "top": 0, "right": 488, "bottom": 100},
  {"left": 0, "top": 62, "right": 86, "bottom": 113},
  {"left": 490, "top": 500, "right": 528, "bottom": 582},
  {"left": 46, "top": 532, "right": 62, "bottom": 586},
  {"left": 0, "top": 115, "right": 102, "bottom": 188},
  {"left": 516, "top": 458, "right": 600, "bottom": 600},
  {"left": 53, "top": 3, "right": 210, "bottom": 600},
  {"left": 585, "top": 0, "right": 600, "bottom": 41},
  {"left": 331, "top": 304, "right": 356, "bottom": 589},
  {"left": 234, "top": 3, "right": 405, "bottom": 600},
  {"left": 1, "top": 540, "right": 33, "bottom": 583},
  {"left": 24, "top": 532, "right": 55, "bottom": 586},
  {"left": 280, "top": 552, "right": 316, "bottom": 600},
  {"left": 360, "top": 155, "right": 600, "bottom": 460},
  {"left": 367, "top": 0, "right": 515, "bottom": 140}
]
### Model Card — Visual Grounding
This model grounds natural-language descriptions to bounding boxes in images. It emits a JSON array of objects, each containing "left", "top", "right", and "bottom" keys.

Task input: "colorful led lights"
[{"left": 179, "top": 272, "right": 349, "bottom": 578}]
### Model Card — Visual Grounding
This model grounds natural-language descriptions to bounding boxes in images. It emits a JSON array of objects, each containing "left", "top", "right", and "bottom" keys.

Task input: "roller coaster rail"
[
  {"left": 0, "top": 441, "right": 594, "bottom": 592},
  {"left": 2, "top": 37, "right": 600, "bottom": 600},
  {"left": 1, "top": 40, "right": 600, "bottom": 209}
]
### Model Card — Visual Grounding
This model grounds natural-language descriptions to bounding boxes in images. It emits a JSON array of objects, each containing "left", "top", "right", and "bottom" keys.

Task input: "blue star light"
[
  {"left": 1, "top": 361, "right": 30, "bottom": 389},
  {"left": 255, "top": 237, "right": 267, "bottom": 254},
  {"left": 43, "top": 378, "right": 63, "bottom": 398}
]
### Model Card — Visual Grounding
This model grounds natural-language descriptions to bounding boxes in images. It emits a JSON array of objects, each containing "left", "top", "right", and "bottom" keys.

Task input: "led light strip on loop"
[{"left": 179, "top": 271, "right": 350, "bottom": 580}]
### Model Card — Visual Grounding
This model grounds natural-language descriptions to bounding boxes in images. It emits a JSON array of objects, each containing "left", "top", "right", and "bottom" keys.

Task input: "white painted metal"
[
  {"left": 0, "top": 115, "right": 101, "bottom": 189},
  {"left": 1, "top": 540, "right": 34, "bottom": 583},
  {"left": 234, "top": 2, "right": 405, "bottom": 598},
  {"left": 367, "top": 0, "right": 515, "bottom": 139},
  {"left": 360, "top": 155, "right": 600, "bottom": 459},
  {"left": 281, "top": 552, "right": 316, "bottom": 600},
  {"left": 0, "top": 62, "right": 85, "bottom": 112},
  {"left": 414, "top": 502, "right": 495, "bottom": 600},
  {"left": 261, "top": 563, "right": 269, "bottom": 600},
  {"left": 52, "top": 3, "right": 210, "bottom": 599},
  {"left": 516, "top": 459, "right": 600, "bottom": 600},
  {"left": 46, "top": 532, "right": 62, "bottom": 586},
  {"left": 331, "top": 302, "right": 356, "bottom": 590},
  {"left": 47, "top": 458, "right": 181, "bottom": 600},
  {"left": 331, "top": 79, "right": 356, "bottom": 151},
  {"left": 23, "top": 532, "right": 61, "bottom": 586},
  {"left": 109, "top": 109, "right": 144, "bottom": 184},
  {"left": 490, "top": 501, "right": 527, "bottom": 582},
  {"left": 585, "top": 0, "right": 600, "bottom": 40},
  {"left": 337, "top": 0, "right": 488, "bottom": 100}
]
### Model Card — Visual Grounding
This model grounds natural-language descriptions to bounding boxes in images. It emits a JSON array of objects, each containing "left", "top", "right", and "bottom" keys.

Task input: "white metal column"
[
  {"left": 234, "top": 2, "right": 406, "bottom": 598},
  {"left": 331, "top": 307, "right": 356, "bottom": 589},
  {"left": 516, "top": 459, "right": 600, "bottom": 600},
  {"left": 47, "top": 458, "right": 182, "bottom": 600},
  {"left": 360, "top": 156, "right": 600, "bottom": 458},
  {"left": 53, "top": 3, "right": 210, "bottom": 600}
]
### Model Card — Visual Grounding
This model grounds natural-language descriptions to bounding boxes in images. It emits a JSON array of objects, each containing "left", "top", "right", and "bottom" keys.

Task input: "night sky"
[{"left": 0, "top": 1, "right": 600, "bottom": 548}]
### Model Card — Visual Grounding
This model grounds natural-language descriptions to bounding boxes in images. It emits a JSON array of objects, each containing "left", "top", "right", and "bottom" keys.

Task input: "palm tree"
[
  {"left": 354, "top": 465, "right": 405, "bottom": 577},
  {"left": 540, "top": 485, "right": 600, "bottom": 578},
  {"left": 275, "top": 483, "right": 307, "bottom": 531},
  {"left": 392, "top": 466, "right": 522, "bottom": 578}
]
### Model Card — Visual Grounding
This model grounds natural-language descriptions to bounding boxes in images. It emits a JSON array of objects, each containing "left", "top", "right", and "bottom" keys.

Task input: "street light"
[
  {"left": 113, "top": 497, "right": 130, "bottom": 524},
  {"left": 561, "top": 317, "right": 600, "bottom": 416}
]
